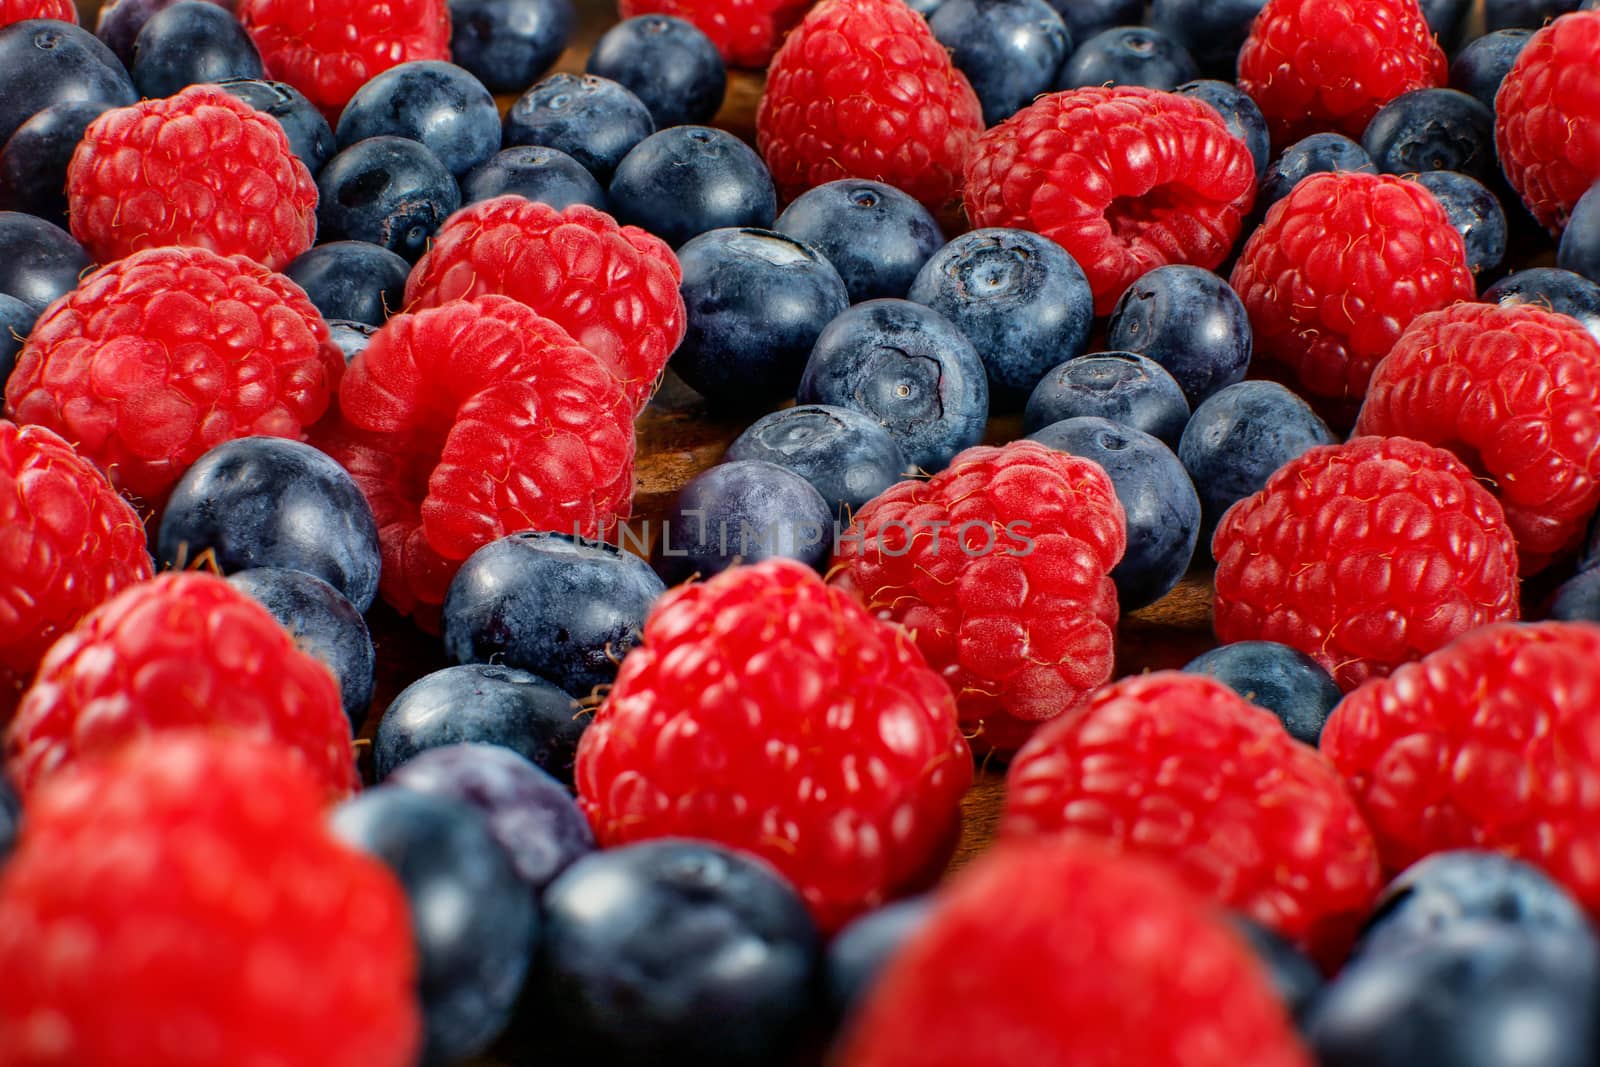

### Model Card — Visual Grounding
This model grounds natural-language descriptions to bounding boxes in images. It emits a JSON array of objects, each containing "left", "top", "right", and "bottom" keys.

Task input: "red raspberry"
[
  {"left": 66, "top": 84, "right": 317, "bottom": 271},
  {"left": 619, "top": 0, "right": 811, "bottom": 66},
  {"left": 239, "top": 0, "right": 451, "bottom": 119},
  {"left": 1496, "top": 11, "right": 1600, "bottom": 232},
  {"left": 6, "top": 572, "right": 356, "bottom": 798},
  {"left": 755, "top": 0, "right": 984, "bottom": 210},
  {"left": 963, "top": 86, "right": 1258, "bottom": 316},
  {"left": 837, "top": 840, "right": 1313, "bottom": 1067},
  {"left": 830, "top": 440, "right": 1125, "bottom": 754},
  {"left": 0, "top": 733, "right": 420, "bottom": 1067},
  {"left": 1003, "top": 672, "right": 1382, "bottom": 961},
  {"left": 4, "top": 247, "right": 341, "bottom": 508},
  {"left": 1213, "top": 436, "right": 1521, "bottom": 692},
  {"left": 321, "top": 295, "right": 635, "bottom": 625},
  {"left": 403, "top": 197, "right": 685, "bottom": 414},
  {"left": 575, "top": 558, "right": 972, "bottom": 933},
  {"left": 1230, "top": 171, "right": 1474, "bottom": 406},
  {"left": 1356, "top": 302, "right": 1600, "bottom": 573},
  {"left": 0, "top": 0, "right": 76, "bottom": 25},
  {"left": 1238, "top": 0, "right": 1447, "bottom": 145}
]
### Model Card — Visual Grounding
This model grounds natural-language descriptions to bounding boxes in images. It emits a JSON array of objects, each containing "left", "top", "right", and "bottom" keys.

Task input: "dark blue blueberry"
[
  {"left": 826, "top": 896, "right": 934, "bottom": 1020},
  {"left": 1023, "top": 352, "right": 1190, "bottom": 447},
  {"left": 156, "top": 436, "right": 382, "bottom": 612},
  {"left": 130, "top": 1, "right": 263, "bottom": 99},
  {"left": 1259, "top": 133, "right": 1378, "bottom": 212},
  {"left": 0, "top": 101, "right": 110, "bottom": 225},
  {"left": 218, "top": 78, "right": 336, "bottom": 175},
  {"left": 283, "top": 240, "right": 409, "bottom": 326},
  {"left": 1415, "top": 170, "right": 1508, "bottom": 276},
  {"left": 1148, "top": 0, "right": 1265, "bottom": 77},
  {"left": 0, "top": 775, "right": 17, "bottom": 864},
  {"left": 331, "top": 787, "right": 537, "bottom": 1067},
  {"left": 1558, "top": 180, "right": 1600, "bottom": 284},
  {"left": 538, "top": 839, "right": 819, "bottom": 1065},
  {"left": 1584, "top": 512, "right": 1600, "bottom": 572},
  {"left": 1057, "top": 26, "right": 1198, "bottom": 91},
  {"left": 1105, "top": 264, "right": 1252, "bottom": 406},
  {"left": 1176, "top": 79, "right": 1271, "bottom": 178},
  {"left": 0, "top": 20, "right": 135, "bottom": 149},
  {"left": 672, "top": 227, "right": 848, "bottom": 406},
  {"left": 726, "top": 404, "right": 909, "bottom": 517},
  {"left": 1228, "top": 915, "right": 1323, "bottom": 1024},
  {"left": 585, "top": 15, "right": 725, "bottom": 129},
  {"left": 336, "top": 61, "right": 500, "bottom": 180},
  {"left": 908, "top": 227, "right": 1094, "bottom": 405},
  {"left": 1485, "top": 268, "right": 1600, "bottom": 342},
  {"left": 448, "top": 0, "right": 575, "bottom": 95},
  {"left": 441, "top": 531, "right": 666, "bottom": 699},
  {"left": 227, "top": 567, "right": 375, "bottom": 730},
  {"left": 608, "top": 126, "right": 776, "bottom": 248},
  {"left": 1183, "top": 640, "right": 1341, "bottom": 744},
  {"left": 1449, "top": 29, "right": 1534, "bottom": 112},
  {"left": 387, "top": 742, "right": 594, "bottom": 891},
  {"left": 95, "top": 0, "right": 227, "bottom": 66},
  {"left": 798, "top": 299, "right": 989, "bottom": 472},
  {"left": 503, "top": 73, "right": 655, "bottom": 184},
  {"left": 375, "top": 663, "right": 586, "bottom": 783},
  {"left": 327, "top": 319, "right": 377, "bottom": 363},
  {"left": 1419, "top": 0, "right": 1472, "bottom": 47},
  {"left": 1360, "top": 88, "right": 1496, "bottom": 187},
  {"left": 316, "top": 136, "right": 462, "bottom": 261},
  {"left": 908, "top": 0, "right": 944, "bottom": 14},
  {"left": 1039, "top": 0, "right": 1139, "bottom": 46},
  {"left": 928, "top": 0, "right": 1071, "bottom": 126},
  {"left": 1486, "top": 0, "right": 1583, "bottom": 30},
  {"left": 773, "top": 179, "right": 945, "bottom": 304},
  {"left": 656, "top": 459, "right": 835, "bottom": 584},
  {"left": 0, "top": 293, "right": 38, "bottom": 389},
  {"left": 1029, "top": 416, "right": 1200, "bottom": 610},
  {"left": 0, "top": 212, "right": 89, "bottom": 313},
  {"left": 1550, "top": 568, "right": 1600, "bottom": 622},
  {"left": 461, "top": 144, "right": 607, "bottom": 209}
]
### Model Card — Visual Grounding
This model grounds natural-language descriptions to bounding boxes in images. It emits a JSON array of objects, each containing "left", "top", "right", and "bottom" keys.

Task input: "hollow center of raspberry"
[{"left": 1105, "top": 185, "right": 1192, "bottom": 245}]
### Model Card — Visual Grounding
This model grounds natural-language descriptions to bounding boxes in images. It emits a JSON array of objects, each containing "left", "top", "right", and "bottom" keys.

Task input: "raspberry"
[
  {"left": 1497, "top": 11, "right": 1600, "bottom": 233},
  {"left": 619, "top": 0, "right": 811, "bottom": 66},
  {"left": 1003, "top": 672, "right": 1382, "bottom": 961},
  {"left": 1356, "top": 302, "right": 1600, "bottom": 574},
  {"left": 0, "top": 421, "right": 151, "bottom": 715},
  {"left": 403, "top": 197, "right": 685, "bottom": 413},
  {"left": 575, "top": 558, "right": 972, "bottom": 933},
  {"left": 830, "top": 440, "right": 1126, "bottom": 754},
  {"left": 321, "top": 295, "right": 635, "bottom": 625},
  {"left": 1238, "top": 0, "right": 1447, "bottom": 145},
  {"left": 66, "top": 84, "right": 317, "bottom": 271},
  {"left": 1230, "top": 171, "right": 1474, "bottom": 406},
  {"left": 0, "top": 733, "right": 420, "bottom": 1067},
  {"left": 837, "top": 840, "right": 1313, "bottom": 1067},
  {"left": 4, "top": 246, "right": 342, "bottom": 508},
  {"left": 6, "top": 572, "right": 356, "bottom": 798},
  {"left": 755, "top": 0, "right": 984, "bottom": 210},
  {"left": 963, "top": 87, "right": 1258, "bottom": 316},
  {"left": 0, "top": 0, "right": 75, "bottom": 26},
  {"left": 1213, "top": 436, "right": 1522, "bottom": 692}
]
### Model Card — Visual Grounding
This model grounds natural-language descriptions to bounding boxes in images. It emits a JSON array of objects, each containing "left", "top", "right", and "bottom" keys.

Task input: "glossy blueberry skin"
[
  {"left": 1106, "top": 265, "right": 1252, "bottom": 406},
  {"left": 1259, "top": 133, "right": 1377, "bottom": 212},
  {"left": 656, "top": 460, "right": 836, "bottom": 584},
  {"left": 332, "top": 788, "right": 538, "bottom": 1067},
  {"left": 156, "top": 437, "right": 382, "bottom": 613},
  {"left": 1361, "top": 88, "right": 1496, "bottom": 187},
  {"left": 336, "top": 61, "right": 500, "bottom": 180},
  {"left": 449, "top": 0, "right": 575, "bottom": 94},
  {"left": 95, "top": 0, "right": 227, "bottom": 65},
  {"left": 0, "top": 776, "right": 17, "bottom": 863},
  {"left": 503, "top": 73, "right": 654, "bottom": 184},
  {"left": 609, "top": 126, "right": 776, "bottom": 248},
  {"left": 1149, "top": 0, "right": 1265, "bottom": 77},
  {"left": 726, "top": 404, "right": 909, "bottom": 517},
  {"left": 130, "top": 1, "right": 264, "bottom": 99},
  {"left": 0, "top": 212, "right": 89, "bottom": 313},
  {"left": 798, "top": 299, "right": 989, "bottom": 473},
  {"left": 1176, "top": 79, "right": 1270, "bottom": 178},
  {"left": 538, "top": 839, "right": 819, "bottom": 1065},
  {"left": 1450, "top": 29, "right": 1533, "bottom": 112},
  {"left": 1024, "top": 353, "right": 1190, "bottom": 447},
  {"left": 0, "top": 20, "right": 135, "bottom": 149},
  {"left": 284, "top": 241, "right": 409, "bottom": 326},
  {"left": 1058, "top": 26, "right": 1198, "bottom": 92},
  {"left": 316, "top": 136, "right": 462, "bottom": 261},
  {"left": 327, "top": 319, "right": 377, "bottom": 363},
  {"left": 219, "top": 78, "right": 336, "bottom": 174},
  {"left": 0, "top": 101, "right": 109, "bottom": 225},
  {"left": 928, "top": 0, "right": 1071, "bottom": 126},
  {"left": 1040, "top": 0, "right": 1139, "bottom": 46},
  {"left": 387, "top": 743, "right": 594, "bottom": 891},
  {"left": 1416, "top": 170, "right": 1507, "bottom": 276},
  {"left": 826, "top": 896, "right": 933, "bottom": 1021},
  {"left": 0, "top": 293, "right": 36, "bottom": 388},
  {"left": 908, "top": 227, "right": 1094, "bottom": 405},
  {"left": 461, "top": 144, "right": 607, "bottom": 209},
  {"left": 1485, "top": 268, "right": 1600, "bottom": 343},
  {"left": 376, "top": 663, "right": 586, "bottom": 783},
  {"left": 1558, "top": 181, "right": 1600, "bottom": 284},
  {"left": 1420, "top": 0, "right": 1472, "bottom": 47},
  {"left": 672, "top": 227, "right": 848, "bottom": 406},
  {"left": 1550, "top": 568, "right": 1600, "bottom": 622},
  {"left": 774, "top": 180, "right": 945, "bottom": 304},
  {"left": 585, "top": 15, "right": 726, "bottom": 128},
  {"left": 227, "top": 568, "right": 375, "bottom": 730},
  {"left": 1486, "top": 0, "right": 1583, "bottom": 30},
  {"left": 1183, "top": 640, "right": 1341, "bottom": 745}
]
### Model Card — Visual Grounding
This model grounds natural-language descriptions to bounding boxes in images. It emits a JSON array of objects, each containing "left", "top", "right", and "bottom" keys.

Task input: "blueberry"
[
  {"left": 0, "top": 101, "right": 109, "bottom": 225},
  {"left": 1182, "top": 640, "right": 1341, "bottom": 744},
  {"left": 1024, "top": 352, "right": 1189, "bottom": 447},
  {"left": 1176, "top": 79, "right": 1271, "bottom": 178},
  {"left": 156, "top": 436, "right": 382, "bottom": 612},
  {"left": 1029, "top": 416, "right": 1200, "bottom": 610},
  {"left": 1361, "top": 88, "right": 1497, "bottom": 187},
  {"left": 1550, "top": 568, "right": 1600, "bottom": 622},
  {"left": 503, "top": 73, "right": 655, "bottom": 184},
  {"left": 1039, "top": 0, "right": 1139, "bottom": 45},
  {"left": 0, "top": 20, "right": 135, "bottom": 149},
  {"left": 387, "top": 743, "right": 594, "bottom": 891},
  {"left": 656, "top": 459, "right": 836, "bottom": 584},
  {"left": 1485, "top": 0, "right": 1583, "bottom": 30},
  {"left": 1450, "top": 29, "right": 1534, "bottom": 112},
  {"left": 331, "top": 788, "right": 537, "bottom": 1067},
  {"left": 336, "top": 61, "right": 500, "bottom": 181},
  {"left": 283, "top": 241, "right": 409, "bottom": 326},
  {"left": 798, "top": 299, "right": 989, "bottom": 473},
  {"left": 1057, "top": 26, "right": 1198, "bottom": 91},
  {"left": 460, "top": 144, "right": 607, "bottom": 209},
  {"left": 1415, "top": 170, "right": 1508, "bottom": 275},
  {"left": 448, "top": 0, "right": 575, "bottom": 95},
  {"left": 608, "top": 126, "right": 776, "bottom": 248},
  {"left": 226, "top": 568, "right": 375, "bottom": 730},
  {"left": 327, "top": 318, "right": 377, "bottom": 363},
  {"left": 773, "top": 179, "right": 945, "bottom": 304},
  {"left": 538, "top": 839, "right": 819, "bottom": 1065},
  {"left": 0, "top": 211, "right": 90, "bottom": 313},
  {"left": 375, "top": 663, "right": 586, "bottom": 783},
  {"left": 442, "top": 531, "right": 666, "bottom": 699},
  {"left": 1420, "top": 0, "right": 1472, "bottom": 47},
  {"left": 1558, "top": 181, "right": 1600, "bottom": 283},
  {"left": 826, "top": 896, "right": 933, "bottom": 1020},
  {"left": 672, "top": 227, "right": 849, "bottom": 406},
  {"left": 1106, "top": 264, "right": 1252, "bottom": 406},
  {"left": 1148, "top": 0, "right": 1266, "bottom": 77},
  {"left": 130, "top": 1, "right": 264, "bottom": 99},
  {"left": 95, "top": 0, "right": 227, "bottom": 66},
  {"left": 0, "top": 775, "right": 17, "bottom": 863},
  {"left": 908, "top": 227, "right": 1094, "bottom": 405},
  {"left": 1585, "top": 513, "right": 1600, "bottom": 572},
  {"left": 725, "top": 404, "right": 909, "bottom": 517},
  {"left": 218, "top": 78, "right": 336, "bottom": 174},
  {"left": 1259, "top": 133, "right": 1378, "bottom": 212},
  {"left": 316, "top": 136, "right": 462, "bottom": 261},
  {"left": 1227, "top": 915, "right": 1323, "bottom": 1024},
  {"left": 928, "top": 0, "right": 1071, "bottom": 125},
  {"left": 0, "top": 293, "right": 36, "bottom": 388},
  {"left": 585, "top": 15, "right": 726, "bottom": 128},
  {"left": 1485, "top": 268, "right": 1600, "bottom": 343}
]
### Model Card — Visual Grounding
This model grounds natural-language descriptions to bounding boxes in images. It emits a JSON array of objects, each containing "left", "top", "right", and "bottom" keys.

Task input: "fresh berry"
[
  {"left": 1361, "top": 88, "right": 1497, "bottom": 187},
  {"left": 449, "top": 0, "right": 574, "bottom": 94},
  {"left": 327, "top": 318, "right": 377, "bottom": 363},
  {"left": 1105, "top": 264, "right": 1252, "bottom": 406},
  {"left": 825, "top": 896, "right": 934, "bottom": 1021},
  {"left": 1176, "top": 78, "right": 1272, "bottom": 178},
  {"left": 0, "top": 776, "right": 15, "bottom": 862},
  {"left": 928, "top": 0, "right": 1071, "bottom": 126},
  {"left": 618, "top": 0, "right": 810, "bottom": 67},
  {"left": 0, "top": 211, "right": 89, "bottom": 313},
  {"left": 218, "top": 76, "right": 335, "bottom": 174},
  {"left": 1551, "top": 568, "right": 1600, "bottom": 621},
  {"left": 130, "top": 0, "right": 264, "bottom": 98},
  {"left": 462, "top": 145, "right": 608, "bottom": 210},
  {"left": 1496, "top": 10, "right": 1600, "bottom": 231},
  {"left": 1231, "top": 916, "right": 1325, "bottom": 1023},
  {"left": 773, "top": 179, "right": 946, "bottom": 304},
  {"left": 1058, "top": 26, "right": 1198, "bottom": 91},
  {"left": 585, "top": 14, "right": 725, "bottom": 127},
  {"left": 1022, "top": 352, "right": 1190, "bottom": 447},
  {"left": 1485, "top": 266, "right": 1600, "bottom": 341},
  {"left": 0, "top": 101, "right": 108, "bottom": 226},
  {"left": 725, "top": 404, "right": 910, "bottom": 517},
  {"left": 964, "top": 86, "right": 1258, "bottom": 316},
  {"left": 336, "top": 60, "right": 500, "bottom": 180},
  {"left": 0, "top": 0, "right": 76, "bottom": 25},
  {"left": 1488, "top": 0, "right": 1585, "bottom": 30},
  {"left": 1041, "top": 0, "right": 1136, "bottom": 42},
  {"left": 285, "top": 240, "right": 410, "bottom": 327},
  {"left": 1258, "top": 132, "right": 1378, "bottom": 212},
  {"left": 503, "top": 73, "right": 655, "bottom": 184},
  {"left": 0, "top": 295, "right": 35, "bottom": 384},
  {"left": 1183, "top": 640, "right": 1343, "bottom": 745},
  {"left": 1150, "top": 0, "right": 1267, "bottom": 76},
  {"left": 1421, "top": 0, "right": 1472, "bottom": 38},
  {"left": 1414, "top": 170, "right": 1508, "bottom": 275},
  {"left": 608, "top": 126, "right": 777, "bottom": 248},
  {"left": 315, "top": 136, "right": 462, "bottom": 262},
  {"left": 95, "top": 0, "right": 224, "bottom": 64},
  {"left": 0, "top": 20, "right": 133, "bottom": 149},
  {"left": 1559, "top": 179, "right": 1600, "bottom": 281},
  {"left": 1449, "top": 27, "right": 1532, "bottom": 111},
  {"left": 656, "top": 459, "right": 835, "bottom": 582}
]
